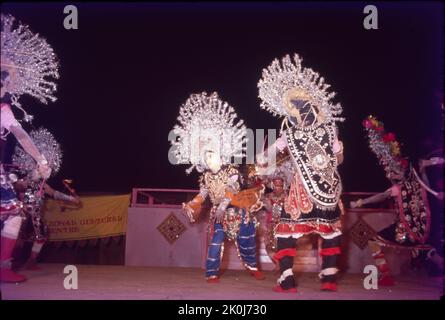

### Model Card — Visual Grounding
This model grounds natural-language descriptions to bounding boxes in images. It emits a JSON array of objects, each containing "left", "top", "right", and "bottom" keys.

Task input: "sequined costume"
[
  {"left": 270, "top": 124, "right": 344, "bottom": 292},
  {"left": 262, "top": 177, "right": 288, "bottom": 261},
  {"left": 0, "top": 160, "right": 24, "bottom": 226},
  {"left": 351, "top": 116, "right": 443, "bottom": 285},
  {"left": 15, "top": 177, "right": 78, "bottom": 269},
  {"left": 22, "top": 180, "right": 47, "bottom": 240},
  {"left": 171, "top": 92, "right": 265, "bottom": 282},
  {"left": 198, "top": 165, "right": 263, "bottom": 279},
  {"left": 1, "top": 14, "right": 59, "bottom": 283},
  {"left": 1, "top": 103, "right": 30, "bottom": 283},
  {"left": 12, "top": 127, "right": 77, "bottom": 269},
  {"left": 257, "top": 53, "right": 345, "bottom": 292}
]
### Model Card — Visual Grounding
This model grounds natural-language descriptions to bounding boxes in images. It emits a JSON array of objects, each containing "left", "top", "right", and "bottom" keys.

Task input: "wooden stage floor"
[{"left": 1, "top": 264, "right": 443, "bottom": 300}]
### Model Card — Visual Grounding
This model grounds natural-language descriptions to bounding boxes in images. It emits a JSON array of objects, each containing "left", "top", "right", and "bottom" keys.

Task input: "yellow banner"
[{"left": 43, "top": 194, "right": 130, "bottom": 241}]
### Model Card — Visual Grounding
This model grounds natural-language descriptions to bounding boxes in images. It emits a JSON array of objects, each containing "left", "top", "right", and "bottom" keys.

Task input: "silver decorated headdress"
[
  {"left": 258, "top": 53, "right": 343, "bottom": 124},
  {"left": 1, "top": 14, "right": 59, "bottom": 115},
  {"left": 12, "top": 127, "right": 62, "bottom": 177},
  {"left": 171, "top": 92, "right": 247, "bottom": 173}
]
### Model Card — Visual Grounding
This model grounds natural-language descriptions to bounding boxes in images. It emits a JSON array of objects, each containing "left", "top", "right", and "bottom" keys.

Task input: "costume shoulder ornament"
[
  {"left": 12, "top": 127, "right": 62, "bottom": 177},
  {"left": 257, "top": 53, "right": 344, "bottom": 125},
  {"left": 171, "top": 92, "right": 247, "bottom": 173},
  {"left": 1, "top": 14, "right": 59, "bottom": 118}
]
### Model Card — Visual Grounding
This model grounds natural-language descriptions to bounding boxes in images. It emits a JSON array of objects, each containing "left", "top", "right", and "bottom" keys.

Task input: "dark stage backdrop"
[{"left": 1, "top": 2, "right": 443, "bottom": 194}]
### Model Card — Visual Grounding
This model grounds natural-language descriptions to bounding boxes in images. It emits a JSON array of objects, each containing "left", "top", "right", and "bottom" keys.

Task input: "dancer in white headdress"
[
  {"left": 12, "top": 127, "right": 80, "bottom": 270},
  {"left": 1, "top": 13, "right": 59, "bottom": 282},
  {"left": 171, "top": 92, "right": 265, "bottom": 283}
]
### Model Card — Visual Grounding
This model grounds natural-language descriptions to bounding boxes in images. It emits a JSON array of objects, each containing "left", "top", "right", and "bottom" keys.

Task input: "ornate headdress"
[
  {"left": 258, "top": 53, "right": 343, "bottom": 125},
  {"left": 171, "top": 92, "right": 247, "bottom": 173},
  {"left": 363, "top": 115, "right": 408, "bottom": 179},
  {"left": 12, "top": 127, "right": 62, "bottom": 177},
  {"left": 1, "top": 14, "right": 60, "bottom": 120}
]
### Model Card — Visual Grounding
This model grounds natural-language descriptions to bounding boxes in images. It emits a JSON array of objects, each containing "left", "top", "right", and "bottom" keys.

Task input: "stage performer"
[
  {"left": 1, "top": 13, "right": 59, "bottom": 282},
  {"left": 260, "top": 161, "right": 293, "bottom": 264},
  {"left": 171, "top": 92, "right": 265, "bottom": 283},
  {"left": 256, "top": 53, "right": 345, "bottom": 292},
  {"left": 351, "top": 116, "right": 444, "bottom": 285},
  {"left": 12, "top": 127, "right": 80, "bottom": 270}
]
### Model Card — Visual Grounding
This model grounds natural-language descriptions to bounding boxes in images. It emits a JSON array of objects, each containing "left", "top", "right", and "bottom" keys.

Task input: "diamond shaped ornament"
[
  {"left": 349, "top": 218, "right": 376, "bottom": 250},
  {"left": 157, "top": 213, "right": 186, "bottom": 244}
]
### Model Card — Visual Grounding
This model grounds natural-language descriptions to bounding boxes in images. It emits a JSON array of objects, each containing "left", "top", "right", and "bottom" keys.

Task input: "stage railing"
[
  {"left": 131, "top": 188, "right": 199, "bottom": 208},
  {"left": 131, "top": 188, "right": 396, "bottom": 213}
]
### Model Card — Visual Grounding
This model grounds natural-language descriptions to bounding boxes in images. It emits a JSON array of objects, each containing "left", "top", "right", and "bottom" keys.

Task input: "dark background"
[{"left": 1, "top": 1, "right": 443, "bottom": 194}]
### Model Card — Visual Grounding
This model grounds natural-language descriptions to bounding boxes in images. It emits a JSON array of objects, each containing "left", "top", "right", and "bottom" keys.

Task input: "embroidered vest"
[{"left": 285, "top": 123, "right": 342, "bottom": 210}]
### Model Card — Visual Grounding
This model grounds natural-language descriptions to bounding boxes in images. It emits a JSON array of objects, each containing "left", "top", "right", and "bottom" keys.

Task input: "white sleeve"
[
  {"left": 333, "top": 138, "right": 343, "bottom": 154},
  {"left": 226, "top": 174, "right": 239, "bottom": 193},
  {"left": 257, "top": 134, "right": 288, "bottom": 166},
  {"left": 198, "top": 187, "right": 209, "bottom": 200},
  {"left": 275, "top": 135, "right": 288, "bottom": 152},
  {"left": 1, "top": 104, "right": 21, "bottom": 131}
]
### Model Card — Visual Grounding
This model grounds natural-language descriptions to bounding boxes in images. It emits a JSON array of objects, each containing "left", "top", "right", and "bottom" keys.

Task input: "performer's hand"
[
  {"left": 71, "top": 196, "right": 81, "bottom": 205},
  {"left": 37, "top": 163, "right": 52, "bottom": 179},
  {"left": 256, "top": 154, "right": 268, "bottom": 167},
  {"left": 434, "top": 157, "right": 445, "bottom": 165},
  {"left": 436, "top": 192, "right": 444, "bottom": 201},
  {"left": 215, "top": 209, "right": 224, "bottom": 224},
  {"left": 350, "top": 199, "right": 363, "bottom": 208},
  {"left": 350, "top": 200, "right": 360, "bottom": 208},
  {"left": 255, "top": 165, "right": 270, "bottom": 176},
  {"left": 419, "top": 159, "right": 426, "bottom": 171},
  {"left": 182, "top": 202, "right": 196, "bottom": 223}
]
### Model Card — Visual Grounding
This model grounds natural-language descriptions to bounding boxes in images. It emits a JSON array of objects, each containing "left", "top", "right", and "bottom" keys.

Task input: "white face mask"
[{"left": 205, "top": 151, "right": 222, "bottom": 173}]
